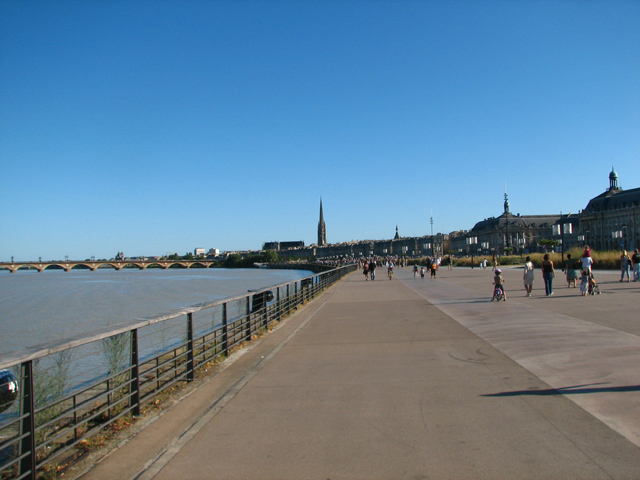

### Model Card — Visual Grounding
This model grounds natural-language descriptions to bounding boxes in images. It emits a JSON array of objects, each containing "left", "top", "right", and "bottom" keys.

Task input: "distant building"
[
  {"left": 194, "top": 248, "right": 205, "bottom": 257},
  {"left": 208, "top": 248, "right": 220, "bottom": 257},
  {"left": 464, "top": 194, "right": 560, "bottom": 255},
  {"left": 263, "top": 241, "right": 305, "bottom": 251},
  {"left": 579, "top": 168, "right": 640, "bottom": 251}
]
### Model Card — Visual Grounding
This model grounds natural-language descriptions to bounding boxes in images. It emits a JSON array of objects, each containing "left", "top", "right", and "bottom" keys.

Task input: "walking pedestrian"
[
  {"left": 369, "top": 260, "right": 377, "bottom": 281},
  {"left": 581, "top": 247, "right": 594, "bottom": 274},
  {"left": 541, "top": 254, "right": 555, "bottom": 296},
  {"left": 523, "top": 256, "right": 534, "bottom": 297},
  {"left": 632, "top": 249, "right": 640, "bottom": 282},
  {"left": 565, "top": 254, "right": 579, "bottom": 288},
  {"left": 620, "top": 250, "right": 632, "bottom": 282}
]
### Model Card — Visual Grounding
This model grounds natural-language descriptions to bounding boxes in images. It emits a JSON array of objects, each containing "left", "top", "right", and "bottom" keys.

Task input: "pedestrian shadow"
[{"left": 482, "top": 383, "right": 640, "bottom": 397}]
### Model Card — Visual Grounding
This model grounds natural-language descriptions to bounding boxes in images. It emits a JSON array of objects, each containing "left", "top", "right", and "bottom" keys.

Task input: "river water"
[{"left": 0, "top": 267, "right": 313, "bottom": 356}]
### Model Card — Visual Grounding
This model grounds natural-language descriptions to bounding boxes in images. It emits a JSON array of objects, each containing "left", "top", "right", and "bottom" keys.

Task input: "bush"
[{"left": 454, "top": 249, "right": 627, "bottom": 270}]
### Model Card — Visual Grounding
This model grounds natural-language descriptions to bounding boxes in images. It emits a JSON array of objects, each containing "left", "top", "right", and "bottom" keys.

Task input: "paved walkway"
[{"left": 77, "top": 266, "right": 640, "bottom": 480}]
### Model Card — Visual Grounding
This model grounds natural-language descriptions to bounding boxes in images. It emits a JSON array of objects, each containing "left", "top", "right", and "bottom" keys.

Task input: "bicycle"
[{"left": 491, "top": 285, "right": 505, "bottom": 301}]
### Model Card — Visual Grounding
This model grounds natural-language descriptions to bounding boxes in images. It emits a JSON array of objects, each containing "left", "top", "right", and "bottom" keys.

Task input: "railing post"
[
  {"left": 187, "top": 312, "right": 194, "bottom": 382},
  {"left": 19, "top": 360, "right": 36, "bottom": 480},
  {"left": 245, "top": 297, "right": 251, "bottom": 341},
  {"left": 276, "top": 287, "right": 281, "bottom": 321},
  {"left": 130, "top": 329, "right": 140, "bottom": 417},
  {"left": 222, "top": 303, "right": 229, "bottom": 357},
  {"left": 73, "top": 394, "right": 78, "bottom": 441},
  {"left": 287, "top": 284, "right": 291, "bottom": 314}
]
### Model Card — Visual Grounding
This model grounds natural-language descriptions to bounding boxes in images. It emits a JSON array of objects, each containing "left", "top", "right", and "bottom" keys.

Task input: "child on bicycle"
[{"left": 492, "top": 268, "right": 507, "bottom": 301}]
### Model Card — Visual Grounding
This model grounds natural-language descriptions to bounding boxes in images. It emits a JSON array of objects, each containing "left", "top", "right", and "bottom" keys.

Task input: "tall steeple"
[{"left": 318, "top": 198, "right": 327, "bottom": 246}]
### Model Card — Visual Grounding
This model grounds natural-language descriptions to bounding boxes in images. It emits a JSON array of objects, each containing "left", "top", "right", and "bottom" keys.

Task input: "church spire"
[{"left": 317, "top": 198, "right": 327, "bottom": 246}]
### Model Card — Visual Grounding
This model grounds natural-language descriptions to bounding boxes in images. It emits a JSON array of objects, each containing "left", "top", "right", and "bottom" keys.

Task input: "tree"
[
  {"left": 262, "top": 250, "right": 279, "bottom": 263},
  {"left": 538, "top": 238, "right": 559, "bottom": 252},
  {"left": 224, "top": 254, "right": 243, "bottom": 268}
]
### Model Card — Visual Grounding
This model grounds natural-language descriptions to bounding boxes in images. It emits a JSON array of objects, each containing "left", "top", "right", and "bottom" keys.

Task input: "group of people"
[
  {"left": 494, "top": 245, "right": 639, "bottom": 299},
  {"left": 521, "top": 246, "right": 598, "bottom": 297},
  {"left": 412, "top": 259, "right": 439, "bottom": 279},
  {"left": 361, "top": 256, "right": 406, "bottom": 281},
  {"left": 361, "top": 255, "right": 450, "bottom": 281}
]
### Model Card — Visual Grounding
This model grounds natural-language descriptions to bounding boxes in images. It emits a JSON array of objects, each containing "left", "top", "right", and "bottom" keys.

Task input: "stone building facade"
[
  {"left": 578, "top": 169, "right": 640, "bottom": 252},
  {"left": 461, "top": 194, "right": 560, "bottom": 256}
]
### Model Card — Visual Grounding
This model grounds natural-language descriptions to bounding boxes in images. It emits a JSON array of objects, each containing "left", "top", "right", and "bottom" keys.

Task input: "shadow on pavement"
[{"left": 483, "top": 383, "right": 640, "bottom": 397}]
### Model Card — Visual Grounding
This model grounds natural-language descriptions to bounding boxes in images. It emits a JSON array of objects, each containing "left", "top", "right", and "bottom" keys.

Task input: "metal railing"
[{"left": 0, "top": 264, "right": 356, "bottom": 479}]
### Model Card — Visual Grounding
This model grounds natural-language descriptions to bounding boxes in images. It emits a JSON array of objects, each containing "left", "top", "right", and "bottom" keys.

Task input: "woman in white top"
[
  {"left": 581, "top": 253, "right": 593, "bottom": 273},
  {"left": 523, "top": 256, "right": 535, "bottom": 297}
]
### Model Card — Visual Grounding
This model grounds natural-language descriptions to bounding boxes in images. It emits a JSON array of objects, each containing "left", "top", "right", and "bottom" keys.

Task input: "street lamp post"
[
  {"left": 467, "top": 237, "right": 477, "bottom": 269},
  {"left": 430, "top": 216, "right": 434, "bottom": 257},
  {"left": 560, "top": 212, "right": 564, "bottom": 268}
]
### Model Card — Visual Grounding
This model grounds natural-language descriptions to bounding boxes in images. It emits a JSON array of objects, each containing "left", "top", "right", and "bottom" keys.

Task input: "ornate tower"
[
  {"left": 609, "top": 167, "right": 620, "bottom": 191},
  {"left": 318, "top": 199, "right": 327, "bottom": 246}
]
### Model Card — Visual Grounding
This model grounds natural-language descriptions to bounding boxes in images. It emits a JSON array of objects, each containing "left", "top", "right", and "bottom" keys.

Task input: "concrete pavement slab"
[{"left": 403, "top": 265, "right": 640, "bottom": 449}]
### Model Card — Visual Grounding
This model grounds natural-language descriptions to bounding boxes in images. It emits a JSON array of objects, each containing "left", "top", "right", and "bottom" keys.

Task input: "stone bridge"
[{"left": 0, "top": 260, "right": 217, "bottom": 273}]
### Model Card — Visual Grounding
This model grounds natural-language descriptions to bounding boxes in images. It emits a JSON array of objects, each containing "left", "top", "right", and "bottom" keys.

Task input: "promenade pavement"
[{"left": 77, "top": 266, "right": 640, "bottom": 480}]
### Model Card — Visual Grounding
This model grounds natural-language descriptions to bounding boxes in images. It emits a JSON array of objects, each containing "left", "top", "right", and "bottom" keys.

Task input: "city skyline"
[{"left": 1, "top": 1, "right": 639, "bottom": 261}]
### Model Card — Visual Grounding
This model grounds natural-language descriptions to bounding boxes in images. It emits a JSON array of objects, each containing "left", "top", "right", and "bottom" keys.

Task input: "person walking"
[
  {"left": 369, "top": 260, "right": 377, "bottom": 281},
  {"left": 541, "top": 254, "right": 555, "bottom": 296},
  {"left": 581, "top": 248, "right": 594, "bottom": 274},
  {"left": 565, "top": 253, "right": 579, "bottom": 288},
  {"left": 523, "top": 256, "right": 535, "bottom": 297},
  {"left": 580, "top": 270, "right": 589, "bottom": 296},
  {"left": 620, "top": 250, "right": 632, "bottom": 282},
  {"left": 632, "top": 249, "right": 640, "bottom": 282}
]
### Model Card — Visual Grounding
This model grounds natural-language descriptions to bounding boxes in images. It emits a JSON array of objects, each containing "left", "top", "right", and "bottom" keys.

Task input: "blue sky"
[{"left": 1, "top": 0, "right": 639, "bottom": 261}]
